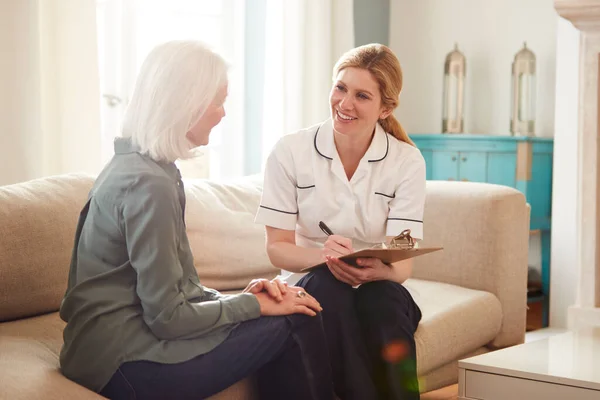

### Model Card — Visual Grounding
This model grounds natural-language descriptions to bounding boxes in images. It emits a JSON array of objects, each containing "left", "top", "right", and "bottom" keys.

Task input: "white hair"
[{"left": 121, "top": 40, "right": 228, "bottom": 162}]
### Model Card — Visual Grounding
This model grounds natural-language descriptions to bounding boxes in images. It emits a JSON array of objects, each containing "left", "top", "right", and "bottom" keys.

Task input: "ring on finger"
[{"left": 296, "top": 291, "right": 307, "bottom": 298}]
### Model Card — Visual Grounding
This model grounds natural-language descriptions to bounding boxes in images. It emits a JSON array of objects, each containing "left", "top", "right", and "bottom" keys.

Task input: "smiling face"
[
  {"left": 186, "top": 82, "right": 228, "bottom": 147},
  {"left": 329, "top": 67, "right": 392, "bottom": 139}
]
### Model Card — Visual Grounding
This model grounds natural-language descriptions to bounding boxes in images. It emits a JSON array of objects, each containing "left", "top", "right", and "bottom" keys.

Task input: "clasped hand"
[
  {"left": 243, "top": 278, "right": 322, "bottom": 317},
  {"left": 322, "top": 234, "right": 391, "bottom": 286}
]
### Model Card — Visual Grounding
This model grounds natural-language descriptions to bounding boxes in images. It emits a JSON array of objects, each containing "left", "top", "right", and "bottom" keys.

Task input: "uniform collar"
[
  {"left": 114, "top": 137, "right": 181, "bottom": 181},
  {"left": 313, "top": 118, "right": 389, "bottom": 163}
]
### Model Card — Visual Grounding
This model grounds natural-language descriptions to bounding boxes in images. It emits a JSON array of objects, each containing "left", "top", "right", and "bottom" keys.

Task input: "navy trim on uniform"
[
  {"left": 297, "top": 185, "right": 316, "bottom": 189},
  {"left": 387, "top": 217, "right": 423, "bottom": 223},
  {"left": 368, "top": 133, "right": 389, "bottom": 162},
  {"left": 374, "top": 192, "right": 395, "bottom": 199},
  {"left": 313, "top": 125, "right": 332, "bottom": 160},
  {"left": 259, "top": 205, "right": 299, "bottom": 215}
]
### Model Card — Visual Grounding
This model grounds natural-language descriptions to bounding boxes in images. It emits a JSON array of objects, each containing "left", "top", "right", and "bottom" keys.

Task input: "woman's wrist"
[
  {"left": 376, "top": 263, "right": 394, "bottom": 282},
  {"left": 387, "top": 261, "right": 411, "bottom": 284}
]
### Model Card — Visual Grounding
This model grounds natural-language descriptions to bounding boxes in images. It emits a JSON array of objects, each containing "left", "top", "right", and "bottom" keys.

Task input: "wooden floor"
[{"left": 526, "top": 300, "right": 544, "bottom": 331}]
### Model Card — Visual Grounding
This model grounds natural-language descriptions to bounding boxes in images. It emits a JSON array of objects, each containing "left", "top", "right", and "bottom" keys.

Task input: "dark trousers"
[
  {"left": 100, "top": 313, "right": 334, "bottom": 400},
  {"left": 297, "top": 267, "right": 422, "bottom": 400}
]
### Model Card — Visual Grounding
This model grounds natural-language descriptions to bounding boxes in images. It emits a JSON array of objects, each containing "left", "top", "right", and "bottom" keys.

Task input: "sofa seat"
[
  {"left": 0, "top": 313, "right": 102, "bottom": 400},
  {"left": 406, "top": 278, "right": 503, "bottom": 375},
  {"left": 0, "top": 313, "right": 254, "bottom": 400}
]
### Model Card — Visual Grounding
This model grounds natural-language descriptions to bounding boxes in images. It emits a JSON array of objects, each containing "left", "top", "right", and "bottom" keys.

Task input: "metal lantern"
[
  {"left": 510, "top": 42, "right": 536, "bottom": 136},
  {"left": 442, "top": 43, "right": 466, "bottom": 133}
]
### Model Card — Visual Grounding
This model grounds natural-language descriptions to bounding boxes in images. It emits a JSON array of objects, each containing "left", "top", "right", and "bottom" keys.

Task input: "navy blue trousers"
[
  {"left": 99, "top": 313, "right": 334, "bottom": 400},
  {"left": 297, "top": 267, "right": 422, "bottom": 400}
]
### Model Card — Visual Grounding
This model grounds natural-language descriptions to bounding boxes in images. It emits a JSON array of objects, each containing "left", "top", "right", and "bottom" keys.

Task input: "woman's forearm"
[
  {"left": 388, "top": 258, "right": 414, "bottom": 284},
  {"left": 266, "top": 241, "right": 325, "bottom": 273}
]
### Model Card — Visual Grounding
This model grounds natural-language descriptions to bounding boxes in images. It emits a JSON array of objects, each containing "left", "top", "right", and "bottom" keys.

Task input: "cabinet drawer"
[{"left": 464, "top": 370, "right": 600, "bottom": 400}]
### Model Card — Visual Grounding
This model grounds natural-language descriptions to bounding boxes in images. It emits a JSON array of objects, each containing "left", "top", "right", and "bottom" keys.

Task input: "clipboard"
[{"left": 301, "top": 228, "right": 443, "bottom": 272}]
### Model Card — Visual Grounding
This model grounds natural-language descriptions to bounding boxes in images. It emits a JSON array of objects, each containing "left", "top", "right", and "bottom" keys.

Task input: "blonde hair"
[
  {"left": 121, "top": 40, "right": 228, "bottom": 162},
  {"left": 333, "top": 43, "right": 414, "bottom": 146}
]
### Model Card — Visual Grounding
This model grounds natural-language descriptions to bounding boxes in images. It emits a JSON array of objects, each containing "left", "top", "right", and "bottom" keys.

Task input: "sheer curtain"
[
  {"left": 0, "top": 0, "right": 102, "bottom": 185},
  {"left": 95, "top": 0, "right": 355, "bottom": 180},
  {"left": 260, "top": 0, "right": 355, "bottom": 168},
  {"left": 96, "top": 0, "right": 245, "bottom": 179}
]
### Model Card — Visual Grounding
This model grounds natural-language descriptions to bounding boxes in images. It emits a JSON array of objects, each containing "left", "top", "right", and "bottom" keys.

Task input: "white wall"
[
  {"left": 549, "top": 17, "right": 580, "bottom": 328},
  {"left": 389, "top": 0, "right": 557, "bottom": 136}
]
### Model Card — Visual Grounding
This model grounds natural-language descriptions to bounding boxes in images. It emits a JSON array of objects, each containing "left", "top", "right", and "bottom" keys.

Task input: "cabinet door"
[
  {"left": 458, "top": 152, "right": 487, "bottom": 182},
  {"left": 487, "top": 153, "right": 517, "bottom": 188},
  {"left": 420, "top": 150, "right": 433, "bottom": 180},
  {"left": 431, "top": 151, "right": 459, "bottom": 181}
]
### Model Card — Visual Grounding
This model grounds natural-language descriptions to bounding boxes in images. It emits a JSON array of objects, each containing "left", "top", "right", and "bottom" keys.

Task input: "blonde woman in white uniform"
[{"left": 255, "top": 44, "right": 426, "bottom": 400}]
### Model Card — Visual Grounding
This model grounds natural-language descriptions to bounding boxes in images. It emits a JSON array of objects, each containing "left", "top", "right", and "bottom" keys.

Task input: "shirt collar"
[
  {"left": 114, "top": 137, "right": 181, "bottom": 181},
  {"left": 114, "top": 136, "right": 141, "bottom": 154},
  {"left": 313, "top": 118, "right": 389, "bottom": 163}
]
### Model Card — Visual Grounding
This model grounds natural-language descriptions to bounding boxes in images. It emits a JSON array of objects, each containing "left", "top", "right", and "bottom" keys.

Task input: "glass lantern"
[
  {"left": 510, "top": 42, "right": 536, "bottom": 136},
  {"left": 442, "top": 43, "right": 466, "bottom": 133}
]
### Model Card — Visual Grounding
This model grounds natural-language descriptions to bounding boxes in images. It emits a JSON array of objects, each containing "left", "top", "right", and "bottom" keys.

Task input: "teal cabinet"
[
  {"left": 410, "top": 134, "right": 554, "bottom": 326},
  {"left": 458, "top": 152, "right": 488, "bottom": 182},
  {"left": 430, "top": 151, "right": 457, "bottom": 181}
]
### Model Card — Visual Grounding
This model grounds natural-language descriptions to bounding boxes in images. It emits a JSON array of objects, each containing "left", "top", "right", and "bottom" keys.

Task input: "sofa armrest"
[{"left": 413, "top": 181, "right": 530, "bottom": 349}]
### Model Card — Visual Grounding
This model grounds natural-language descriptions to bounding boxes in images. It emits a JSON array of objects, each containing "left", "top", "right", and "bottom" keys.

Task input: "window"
[
  {"left": 96, "top": 0, "right": 245, "bottom": 179},
  {"left": 96, "top": 0, "right": 352, "bottom": 180}
]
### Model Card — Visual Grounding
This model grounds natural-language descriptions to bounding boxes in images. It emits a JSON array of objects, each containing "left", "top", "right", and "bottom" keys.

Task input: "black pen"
[{"left": 319, "top": 221, "right": 334, "bottom": 236}]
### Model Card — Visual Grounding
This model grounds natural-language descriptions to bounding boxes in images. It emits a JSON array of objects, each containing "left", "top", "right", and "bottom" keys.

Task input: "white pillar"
[{"left": 553, "top": 0, "right": 600, "bottom": 329}]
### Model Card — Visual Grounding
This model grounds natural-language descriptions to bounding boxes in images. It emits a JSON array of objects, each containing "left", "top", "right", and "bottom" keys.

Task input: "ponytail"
[{"left": 379, "top": 114, "right": 414, "bottom": 146}]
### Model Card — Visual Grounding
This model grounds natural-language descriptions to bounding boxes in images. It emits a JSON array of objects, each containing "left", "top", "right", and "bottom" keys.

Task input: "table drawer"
[{"left": 464, "top": 370, "right": 600, "bottom": 400}]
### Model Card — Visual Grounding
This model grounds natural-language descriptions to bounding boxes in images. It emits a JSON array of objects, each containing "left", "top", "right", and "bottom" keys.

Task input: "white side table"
[{"left": 458, "top": 328, "right": 600, "bottom": 400}]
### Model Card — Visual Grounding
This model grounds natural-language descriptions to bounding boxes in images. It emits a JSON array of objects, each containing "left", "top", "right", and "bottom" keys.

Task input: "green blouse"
[{"left": 59, "top": 138, "right": 260, "bottom": 392}]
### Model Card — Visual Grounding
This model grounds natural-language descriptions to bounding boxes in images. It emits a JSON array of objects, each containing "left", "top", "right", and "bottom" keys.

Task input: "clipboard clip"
[
  {"left": 389, "top": 229, "right": 416, "bottom": 249},
  {"left": 372, "top": 229, "right": 417, "bottom": 250}
]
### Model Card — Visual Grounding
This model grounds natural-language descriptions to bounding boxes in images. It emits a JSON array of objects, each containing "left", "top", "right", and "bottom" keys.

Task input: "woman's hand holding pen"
[
  {"left": 322, "top": 235, "right": 354, "bottom": 258},
  {"left": 319, "top": 220, "right": 391, "bottom": 286}
]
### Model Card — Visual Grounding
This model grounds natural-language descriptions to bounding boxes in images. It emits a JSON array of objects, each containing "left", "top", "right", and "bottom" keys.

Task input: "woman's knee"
[
  {"left": 355, "top": 281, "right": 421, "bottom": 322},
  {"left": 297, "top": 267, "right": 354, "bottom": 311},
  {"left": 285, "top": 312, "right": 324, "bottom": 332}
]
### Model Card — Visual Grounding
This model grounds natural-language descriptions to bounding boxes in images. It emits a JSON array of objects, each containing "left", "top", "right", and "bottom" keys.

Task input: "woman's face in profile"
[
  {"left": 186, "top": 83, "right": 228, "bottom": 147},
  {"left": 329, "top": 67, "right": 386, "bottom": 139}
]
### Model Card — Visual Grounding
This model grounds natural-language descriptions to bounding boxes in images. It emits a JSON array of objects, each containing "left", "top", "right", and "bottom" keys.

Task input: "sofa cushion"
[
  {"left": 184, "top": 175, "right": 279, "bottom": 291},
  {"left": 0, "top": 174, "right": 94, "bottom": 322},
  {"left": 0, "top": 312, "right": 256, "bottom": 399},
  {"left": 0, "top": 312, "right": 103, "bottom": 400},
  {"left": 406, "top": 278, "right": 503, "bottom": 375}
]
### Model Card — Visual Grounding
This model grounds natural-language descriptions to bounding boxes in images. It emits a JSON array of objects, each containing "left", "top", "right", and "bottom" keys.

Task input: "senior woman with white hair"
[{"left": 59, "top": 40, "right": 333, "bottom": 400}]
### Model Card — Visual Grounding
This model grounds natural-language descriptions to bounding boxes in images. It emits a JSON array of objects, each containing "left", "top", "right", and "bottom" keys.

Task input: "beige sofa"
[{"left": 0, "top": 173, "right": 530, "bottom": 399}]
